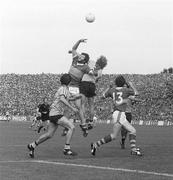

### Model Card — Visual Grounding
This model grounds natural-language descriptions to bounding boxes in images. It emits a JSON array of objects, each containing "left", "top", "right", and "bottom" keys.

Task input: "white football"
[{"left": 85, "top": 13, "right": 95, "bottom": 23}]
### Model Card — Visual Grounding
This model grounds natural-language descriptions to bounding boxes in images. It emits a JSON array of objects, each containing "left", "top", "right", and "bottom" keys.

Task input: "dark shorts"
[
  {"left": 37, "top": 114, "right": 49, "bottom": 122},
  {"left": 49, "top": 115, "right": 63, "bottom": 124},
  {"left": 79, "top": 81, "right": 96, "bottom": 98},
  {"left": 125, "top": 112, "right": 132, "bottom": 123}
]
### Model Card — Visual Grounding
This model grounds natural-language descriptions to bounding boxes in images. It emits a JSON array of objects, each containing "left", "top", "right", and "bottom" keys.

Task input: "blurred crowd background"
[{"left": 0, "top": 73, "right": 173, "bottom": 122}]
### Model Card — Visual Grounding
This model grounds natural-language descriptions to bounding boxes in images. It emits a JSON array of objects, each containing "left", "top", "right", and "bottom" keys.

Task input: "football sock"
[
  {"left": 122, "top": 137, "right": 125, "bottom": 145},
  {"left": 64, "top": 144, "right": 70, "bottom": 150},
  {"left": 129, "top": 134, "right": 136, "bottom": 151},
  {"left": 96, "top": 134, "right": 112, "bottom": 147},
  {"left": 31, "top": 141, "right": 38, "bottom": 148}
]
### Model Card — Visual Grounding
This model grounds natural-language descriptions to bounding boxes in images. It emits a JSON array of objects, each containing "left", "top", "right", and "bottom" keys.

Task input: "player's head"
[
  {"left": 60, "top": 73, "right": 71, "bottom": 85},
  {"left": 77, "top": 52, "right": 89, "bottom": 64},
  {"left": 115, "top": 75, "right": 126, "bottom": 87},
  {"left": 81, "top": 53, "right": 90, "bottom": 63}
]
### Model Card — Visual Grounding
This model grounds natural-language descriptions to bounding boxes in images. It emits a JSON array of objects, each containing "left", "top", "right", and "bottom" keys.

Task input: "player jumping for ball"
[{"left": 68, "top": 38, "right": 94, "bottom": 136}]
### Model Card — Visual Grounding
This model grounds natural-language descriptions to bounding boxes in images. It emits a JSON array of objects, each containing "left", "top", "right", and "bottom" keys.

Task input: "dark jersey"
[
  {"left": 104, "top": 87, "right": 134, "bottom": 112},
  {"left": 38, "top": 103, "right": 50, "bottom": 116}
]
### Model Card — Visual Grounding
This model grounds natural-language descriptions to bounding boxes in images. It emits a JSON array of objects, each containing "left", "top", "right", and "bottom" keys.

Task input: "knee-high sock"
[{"left": 96, "top": 134, "right": 112, "bottom": 147}]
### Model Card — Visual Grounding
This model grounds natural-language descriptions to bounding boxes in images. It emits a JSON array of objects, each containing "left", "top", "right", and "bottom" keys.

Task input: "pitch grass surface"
[{"left": 0, "top": 121, "right": 173, "bottom": 180}]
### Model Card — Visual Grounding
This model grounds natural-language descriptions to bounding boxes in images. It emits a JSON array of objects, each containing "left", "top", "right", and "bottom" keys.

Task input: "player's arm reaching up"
[
  {"left": 128, "top": 81, "right": 139, "bottom": 96},
  {"left": 72, "top": 39, "right": 87, "bottom": 51}
]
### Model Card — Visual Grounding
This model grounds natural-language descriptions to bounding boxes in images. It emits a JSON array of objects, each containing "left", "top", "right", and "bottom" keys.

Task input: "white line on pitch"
[{"left": 0, "top": 160, "right": 173, "bottom": 178}]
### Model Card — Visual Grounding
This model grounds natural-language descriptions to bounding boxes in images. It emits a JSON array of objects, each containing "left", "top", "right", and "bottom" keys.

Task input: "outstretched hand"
[{"left": 79, "top": 39, "right": 87, "bottom": 43}]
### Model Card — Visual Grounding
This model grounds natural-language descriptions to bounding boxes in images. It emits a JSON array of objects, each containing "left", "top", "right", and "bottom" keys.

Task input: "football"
[{"left": 85, "top": 13, "right": 95, "bottom": 23}]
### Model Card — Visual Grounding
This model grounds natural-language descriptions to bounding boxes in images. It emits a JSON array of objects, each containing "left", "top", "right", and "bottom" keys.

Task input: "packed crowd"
[{"left": 0, "top": 73, "right": 173, "bottom": 121}]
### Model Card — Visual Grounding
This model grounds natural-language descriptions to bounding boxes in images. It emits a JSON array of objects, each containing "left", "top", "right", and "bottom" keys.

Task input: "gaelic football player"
[
  {"left": 36, "top": 97, "right": 50, "bottom": 133},
  {"left": 91, "top": 75, "right": 143, "bottom": 156},
  {"left": 80, "top": 56, "right": 107, "bottom": 128},
  {"left": 68, "top": 38, "right": 93, "bottom": 136},
  {"left": 27, "top": 74, "right": 81, "bottom": 157}
]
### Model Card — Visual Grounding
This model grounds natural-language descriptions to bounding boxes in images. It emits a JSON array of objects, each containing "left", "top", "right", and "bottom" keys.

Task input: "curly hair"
[
  {"left": 115, "top": 75, "right": 126, "bottom": 87},
  {"left": 95, "top": 55, "right": 108, "bottom": 69},
  {"left": 60, "top": 73, "right": 71, "bottom": 85},
  {"left": 81, "top": 52, "right": 90, "bottom": 63}
]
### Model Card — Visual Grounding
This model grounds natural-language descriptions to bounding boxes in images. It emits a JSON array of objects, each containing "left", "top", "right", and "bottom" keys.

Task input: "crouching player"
[
  {"left": 91, "top": 75, "right": 143, "bottom": 156},
  {"left": 27, "top": 74, "right": 80, "bottom": 158},
  {"left": 36, "top": 97, "right": 50, "bottom": 133}
]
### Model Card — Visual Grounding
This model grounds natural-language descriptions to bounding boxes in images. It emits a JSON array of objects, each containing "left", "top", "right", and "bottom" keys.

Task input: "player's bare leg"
[
  {"left": 75, "top": 97, "right": 88, "bottom": 137},
  {"left": 122, "top": 121, "right": 142, "bottom": 156},
  {"left": 59, "top": 116, "right": 77, "bottom": 156},
  {"left": 27, "top": 122, "right": 58, "bottom": 158},
  {"left": 91, "top": 123, "right": 121, "bottom": 156}
]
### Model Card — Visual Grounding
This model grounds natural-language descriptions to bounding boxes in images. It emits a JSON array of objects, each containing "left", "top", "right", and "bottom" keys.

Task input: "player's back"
[{"left": 107, "top": 87, "right": 134, "bottom": 112}]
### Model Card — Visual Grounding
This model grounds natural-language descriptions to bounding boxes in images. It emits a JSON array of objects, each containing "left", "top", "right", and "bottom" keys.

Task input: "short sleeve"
[{"left": 58, "top": 87, "right": 68, "bottom": 98}]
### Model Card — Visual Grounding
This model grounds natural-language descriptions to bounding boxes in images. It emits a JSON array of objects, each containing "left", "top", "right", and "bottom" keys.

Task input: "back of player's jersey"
[{"left": 105, "top": 87, "right": 134, "bottom": 112}]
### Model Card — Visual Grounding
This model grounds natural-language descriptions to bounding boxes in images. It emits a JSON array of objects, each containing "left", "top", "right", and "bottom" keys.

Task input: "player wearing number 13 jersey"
[{"left": 91, "top": 75, "right": 143, "bottom": 156}]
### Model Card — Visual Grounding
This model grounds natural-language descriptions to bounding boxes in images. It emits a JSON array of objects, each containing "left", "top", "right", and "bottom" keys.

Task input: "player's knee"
[
  {"left": 68, "top": 123, "right": 75, "bottom": 131},
  {"left": 130, "top": 128, "right": 136, "bottom": 136},
  {"left": 110, "top": 133, "right": 116, "bottom": 140}
]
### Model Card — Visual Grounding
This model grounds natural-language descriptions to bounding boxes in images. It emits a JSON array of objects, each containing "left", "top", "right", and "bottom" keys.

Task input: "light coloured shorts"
[{"left": 112, "top": 110, "right": 127, "bottom": 125}]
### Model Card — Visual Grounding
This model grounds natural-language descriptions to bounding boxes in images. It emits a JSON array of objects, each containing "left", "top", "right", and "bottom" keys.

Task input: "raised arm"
[
  {"left": 128, "top": 82, "right": 139, "bottom": 96},
  {"left": 72, "top": 39, "right": 87, "bottom": 51}
]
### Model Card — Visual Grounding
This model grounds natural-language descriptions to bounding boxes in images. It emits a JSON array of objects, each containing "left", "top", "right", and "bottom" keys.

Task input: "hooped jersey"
[
  {"left": 68, "top": 51, "right": 90, "bottom": 87},
  {"left": 104, "top": 87, "right": 135, "bottom": 112}
]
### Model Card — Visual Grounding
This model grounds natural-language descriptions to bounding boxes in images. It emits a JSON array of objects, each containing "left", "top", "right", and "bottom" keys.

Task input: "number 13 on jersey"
[{"left": 113, "top": 92, "right": 123, "bottom": 105}]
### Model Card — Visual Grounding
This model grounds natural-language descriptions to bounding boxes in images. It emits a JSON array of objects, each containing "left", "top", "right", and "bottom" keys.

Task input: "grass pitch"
[{"left": 0, "top": 121, "right": 173, "bottom": 180}]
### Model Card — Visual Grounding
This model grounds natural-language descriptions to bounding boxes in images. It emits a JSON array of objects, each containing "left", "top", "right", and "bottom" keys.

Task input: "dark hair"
[
  {"left": 115, "top": 75, "right": 126, "bottom": 87},
  {"left": 81, "top": 52, "right": 90, "bottom": 63},
  {"left": 60, "top": 74, "right": 71, "bottom": 85}
]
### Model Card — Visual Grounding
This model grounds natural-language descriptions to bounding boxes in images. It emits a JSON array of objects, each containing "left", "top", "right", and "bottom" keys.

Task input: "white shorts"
[
  {"left": 112, "top": 111, "right": 127, "bottom": 125},
  {"left": 69, "top": 86, "right": 79, "bottom": 95},
  {"left": 112, "top": 110, "right": 136, "bottom": 134}
]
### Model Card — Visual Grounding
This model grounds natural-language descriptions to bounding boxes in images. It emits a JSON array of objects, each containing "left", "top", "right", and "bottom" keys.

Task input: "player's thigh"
[
  {"left": 47, "top": 122, "right": 58, "bottom": 136},
  {"left": 112, "top": 122, "right": 121, "bottom": 138},
  {"left": 74, "top": 97, "right": 81, "bottom": 108},
  {"left": 122, "top": 121, "right": 136, "bottom": 135},
  {"left": 58, "top": 116, "right": 75, "bottom": 130}
]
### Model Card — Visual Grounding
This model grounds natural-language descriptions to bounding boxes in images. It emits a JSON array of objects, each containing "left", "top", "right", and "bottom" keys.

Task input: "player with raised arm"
[
  {"left": 27, "top": 74, "right": 80, "bottom": 158},
  {"left": 68, "top": 38, "right": 93, "bottom": 136},
  {"left": 91, "top": 75, "right": 143, "bottom": 156}
]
